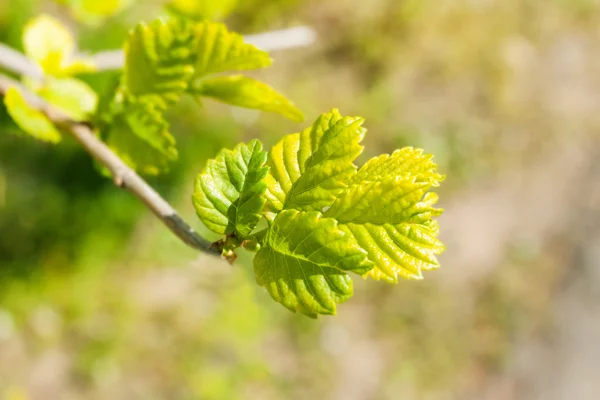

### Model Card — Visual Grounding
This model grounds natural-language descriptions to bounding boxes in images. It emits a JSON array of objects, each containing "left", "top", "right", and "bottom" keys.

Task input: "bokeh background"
[{"left": 1, "top": 0, "right": 600, "bottom": 399}]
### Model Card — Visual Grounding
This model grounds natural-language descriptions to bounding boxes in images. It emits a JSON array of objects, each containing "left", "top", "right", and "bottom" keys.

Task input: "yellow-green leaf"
[
  {"left": 111, "top": 17, "right": 301, "bottom": 175},
  {"left": 193, "top": 140, "right": 269, "bottom": 237},
  {"left": 102, "top": 98, "right": 177, "bottom": 175},
  {"left": 262, "top": 112, "right": 445, "bottom": 283},
  {"left": 23, "top": 14, "right": 95, "bottom": 77},
  {"left": 36, "top": 77, "right": 97, "bottom": 121},
  {"left": 325, "top": 150, "right": 445, "bottom": 282},
  {"left": 264, "top": 109, "right": 365, "bottom": 217},
  {"left": 254, "top": 209, "right": 372, "bottom": 317},
  {"left": 124, "top": 19, "right": 196, "bottom": 104},
  {"left": 4, "top": 87, "right": 61, "bottom": 143},
  {"left": 352, "top": 147, "right": 444, "bottom": 185},
  {"left": 191, "top": 21, "right": 271, "bottom": 79},
  {"left": 193, "top": 75, "right": 303, "bottom": 122}
]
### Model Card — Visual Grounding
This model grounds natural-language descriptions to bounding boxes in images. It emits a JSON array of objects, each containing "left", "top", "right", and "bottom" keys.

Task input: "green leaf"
[
  {"left": 166, "top": 0, "right": 238, "bottom": 20},
  {"left": 124, "top": 19, "right": 272, "bottom": 100},
  {"left": 115, "top": 18, "right": 285, "bottom": 176},
  {"left": 63, "top": 0, "right": 132, "bottom": 26},
  {"left": 324, "top": 177, "right": 434, "bottom": 225},
  {"left": 108, "top": 18, "right": 195, "bottom": 175},
  {"left": 352, "top": 147, "right": 444, "bottom": 185},
  {"left": 4, "top": 86, "right": 61, "bottom": 143},
  {"left": 102, "top": 98, "right": 177, "bottom": 175},
  {"left": 193, "top": 139, "right": 269, "bottom": 237},
  {"left": 192, "top": 75, "right": 303, "bottom": 122},
  {"left": 324, "top": 149, "right": 445, "bottom": 282},
  {"left": 35, "top": 77, "right": 98, "bottom": 121},
  {"left": 102, "top": 17, "right": 302, "bottom": 176},
  {"left": 191, "top": 21, "right": 271, "bottom": 79},
  {"left": 188, "top": 110, "right": 445, "bottom": 315},
  {"left": 263, "top": 109, "right": 365, "bottom": 217},
  {"left": 124, "top": 19, "right": 196, "bottom": 104},
  {"left": 23, "top": 14, "right": 95, "bottom": 76},
  {"left": 253, "top": 209, "right": 372, "bottom": 317},
  {"left": 263, "top": 112, "right": 445, "bottom": 283}
]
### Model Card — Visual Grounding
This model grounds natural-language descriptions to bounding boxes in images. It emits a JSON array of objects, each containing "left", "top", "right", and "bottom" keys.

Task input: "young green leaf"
[
  {"left": 102, "top": 98, "right": 177, "bottom": 175},
  {"left": 190, "top": 110, "right": 445, "bottom": 316},
  {"left": 23, "top": 14, "right": 95, "bottom": 77},
  {"left": 191, "top": 21, "right": 272, "bottom": 79},
  {"left": 110, "top": 17, "right": 296, "bottom": 176},
  {"left": 193, "top": 140, "right": 269, "bottom": 238},
  {"left": 263, "top": 109, "right": 365, "bottom": 217},
  {"left": 352, "top": 147, "right": 444, "bottom": 185},
  {"left": 324, "top": 149, "right": 445, "bottom": 282},
  {"left": 324, "top": 177, "right": 433, "bottom": 225},
  {"left": 192, "top": 75, "right": 303, "bottom": 122},
  {"left": 35, "top": 77, "right": 98, "bottom": 121},
  {"left": 124, "top": 19, "right": 196, "bottom": 104},
  {"left": 262, "top": 112, "right": 445, "bottom": 284},
  {"left": 253, "top": 210, "right": 373, "bottom": 317},
  {"left": 4, "top": 87, "right": 61, "bottom": 144},
  {"left": 104, "top": 18, "right": 195, "bottom": 176}
]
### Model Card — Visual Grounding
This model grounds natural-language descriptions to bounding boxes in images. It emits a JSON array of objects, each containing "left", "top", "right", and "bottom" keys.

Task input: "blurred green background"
[{"left": 2, "top": 0, "right": 600, "bottom": 399}]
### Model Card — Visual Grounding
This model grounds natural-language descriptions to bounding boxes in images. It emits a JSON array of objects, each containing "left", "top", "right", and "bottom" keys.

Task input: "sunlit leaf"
[
  {"left": 352, "top": 147, "right": 444, "bottom": 185},
  {"left": 191, "top": 109, "right": 445, "bottom": 315},
  {"left": 324, "top": 177, "right": 434, "bottom": 225},
  {"left": 124, "top": 19, "right": 196, "bottom": 104},
  {"left": 191, "top": 21, "right": 271, "bottom": 79},
  {"left": 112, "top": 18, "right": 288, "bottom": 175},
  {"left": 325, "top": 150, "right": 445, "bottom": 282},
  {"left": 23, "top": 14, "right": 95, "bottom": 76},
  {"left": 263, "top": 109, "right": 365, "bottom": 217},
  {"left": 263, "top": 111, "right": 445, "bottom": 283},
  {"left": 35, "top": 77, "right": 97, "bottom": 121},
  {"left": 3, "top": 87, "right": 61, "bottom": 143},
  {"left": 193, "top": 140, "right": 269, "bottom": 237},
  {"left": 102, "top": 98, "right": 177, "bottom": 175},
  {"left": 254, "top": 209, "right": 372, "bottom": 317},
  {"left": 193, "top": 75, "right": 303, "bottom": 121}
]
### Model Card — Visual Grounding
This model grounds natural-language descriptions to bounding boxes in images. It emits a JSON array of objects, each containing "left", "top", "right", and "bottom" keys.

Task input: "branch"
[
  {"left": 0, "top": 26, "right": 316, "bottom": 78},
  {"left": 0, "top": 74, "right": 221, "bottom": 257},
  {"left": 0, "top": 44, "right": 44, "bottom": 80}
]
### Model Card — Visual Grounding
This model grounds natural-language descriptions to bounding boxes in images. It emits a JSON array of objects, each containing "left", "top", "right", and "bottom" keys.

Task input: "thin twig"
[
  {"left": 0, "top": 74, "right": 220, "bottom": 256},
  {"left": 0, "top": 44, "right": 44, "bottom": 80},
  {"left": 246, "top": 26, "right": 317, "bottom": 52},
  {"left": 0, "top": 26, "right": 316, "bottom": 78}
]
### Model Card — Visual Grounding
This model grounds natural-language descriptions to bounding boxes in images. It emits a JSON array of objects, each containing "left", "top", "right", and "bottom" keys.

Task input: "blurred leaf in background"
[
  {"left": 31, "top": 77, "right": 98, "bottom": 120},
  {"left": 57, "top": 0, "right": 133, "bottom": 25},
  {"left": 3, "top": 87, "right": 62, "bottom": 143},
  {"left": 23, "top": 14, "right": 95, "bottom": 76},
  {"left": 5, "top": 14, "right": 98, "bottom": 142},
  {"left": 166, "top": 0, "right": 238, "bottom": 20}
]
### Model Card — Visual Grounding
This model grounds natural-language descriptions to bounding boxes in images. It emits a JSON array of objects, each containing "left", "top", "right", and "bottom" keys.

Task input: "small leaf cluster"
[
  {"left": 193, "top": 109, "right": 445, "bottom": 317},
  {"left": 99, "top": 18, "right": 303, "bottom": 175},
  {"left": 4, "top": 15, "right": 301, "bottom": 178},
  {"left": 4, "top": 15, "right": 98, "bottom": 142}
]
